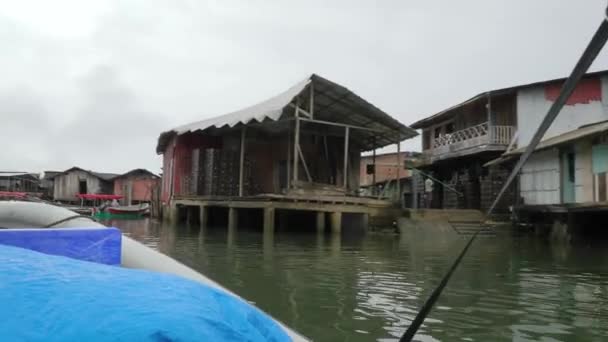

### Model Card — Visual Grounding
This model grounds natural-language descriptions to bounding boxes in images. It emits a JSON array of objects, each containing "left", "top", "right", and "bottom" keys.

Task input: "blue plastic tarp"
[
  {"left": 0, "top": 244, "right": 291, "bottom": 342},
  {"left": 0, "top": 227, "right": 121, "bottom": 265}
]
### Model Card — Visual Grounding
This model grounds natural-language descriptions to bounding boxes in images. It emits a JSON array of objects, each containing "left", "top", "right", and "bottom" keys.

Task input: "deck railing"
[{"left": 428, "top": 122, "right": 515, "bottom": 158}]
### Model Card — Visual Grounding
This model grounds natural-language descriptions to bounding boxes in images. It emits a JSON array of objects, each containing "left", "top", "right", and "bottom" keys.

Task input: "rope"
[
  {"left": 400, "top": 7, "right": 608, "bottom": 341},
  {"left": 43, "top": 215, "right": 97, "bottom": 228}
]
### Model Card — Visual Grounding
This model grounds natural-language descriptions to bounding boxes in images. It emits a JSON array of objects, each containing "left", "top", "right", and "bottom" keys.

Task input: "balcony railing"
[{"left": 427, "top": 122, "right": 515, "bottom": 159}]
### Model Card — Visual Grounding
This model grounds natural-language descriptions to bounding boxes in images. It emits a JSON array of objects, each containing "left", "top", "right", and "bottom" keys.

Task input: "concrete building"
[
  {"left": 156, "top": 74, "right": 417, "bottom": 233},
  {"left": 359, "top": 152, "right": 422, "bottom": 206},
  {"left": 410, "top": 69, "right": 608, "bottom": 214},
  {"left": 113, "top": 169, "right": 160, "bottom": 205},
  {"left": 359, "top": 151, "right": 421, "bottom": 187},
  {"left": 51, "top": 167, "right": 118, "bottom": 202}
]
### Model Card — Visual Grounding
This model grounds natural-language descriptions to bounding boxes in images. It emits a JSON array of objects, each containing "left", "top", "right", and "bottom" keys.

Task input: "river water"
[{"left": 106, "top": 218, "right": 608, "bottom": 342}]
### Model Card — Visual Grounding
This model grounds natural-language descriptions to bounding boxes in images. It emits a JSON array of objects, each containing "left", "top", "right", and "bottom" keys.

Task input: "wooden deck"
[
  {"left": 169, "top": 194, "right": 396, "bottom": 233},
  {"left": 516, "top": 201, "right": 608, "bottom": 214},
  {"left": 173, "top": 193, "right": 392, "bottom": 213}
]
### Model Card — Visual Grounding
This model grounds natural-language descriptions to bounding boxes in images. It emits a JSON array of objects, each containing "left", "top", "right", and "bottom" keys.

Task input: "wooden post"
[
  {"left": 169, "top": 203, "right": 178, "bottom": 224},
  {"left": 362, "top": 213, "right": 370, "bottom": 231},
  {"left": 330, "top": 212, "right": 342, "bottom": 234},
  {"left": 412, "top": 170, "right": 418, "bottom": 209},
  {"left": 309, "top": 82, "right": 314, "bottom": 119},
  {"left": 487, "top": 92, "right": 493, "bottom": 143},
  {"left": 238, "top": 126, "right": 246, "bottom": 197},
  {"left": 263, "top": 207, "right": 275, "bottom": 235},
  {"left": 343, "top": 127, "right": 350, "bottom": 189},
  {"left": 293, "top": 110, "right": 300, "bottom": 188},
  {"left": 297, "top": 146, "right": 312, "bottom": 182},
  {"left": 316, "top": 211, "right": 326, "bottom": 233},
  {"left": 228, "top": 207, "right": 238, "bottom": 231},
  {"left": 396, "top": 140, "right": 401, "bottom": 204},
  {"left": 372, "top": 145, "right": 377, "bottom": 195},
  {"left": 199, "top": 205, "right": 208, "bottom": 229},
  {"left": 286, "top": 131, "right": 291, "bottom": 190}
]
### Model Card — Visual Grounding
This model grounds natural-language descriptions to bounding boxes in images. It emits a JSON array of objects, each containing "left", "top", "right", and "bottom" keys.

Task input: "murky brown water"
[{"left": 105, "top": 218, "right": 608, "bottom": 342}]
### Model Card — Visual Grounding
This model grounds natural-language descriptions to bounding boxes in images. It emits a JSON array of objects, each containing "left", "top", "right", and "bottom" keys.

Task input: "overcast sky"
[{"left": 2, "top": 0, "right": 608, "bottom": 174}]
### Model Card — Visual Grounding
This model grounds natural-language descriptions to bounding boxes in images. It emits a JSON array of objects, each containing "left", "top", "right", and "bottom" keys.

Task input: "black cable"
[
  {"left": 43, "top": 215, "right": 97, "bottom": 228},
  {"left": 401, "top": 9, "right": 608, "bottom": 342},
  {"left": 487, "top": 17, "right": 608, "bottom": 217}
]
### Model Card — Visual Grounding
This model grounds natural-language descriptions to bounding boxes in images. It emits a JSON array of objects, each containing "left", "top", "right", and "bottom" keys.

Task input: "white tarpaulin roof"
[
  {"left": 172, "top": 78, "right": 310, "bottom": 134},
  {"left": 157, "top": 74, "right": 417, "bottom": 152}
]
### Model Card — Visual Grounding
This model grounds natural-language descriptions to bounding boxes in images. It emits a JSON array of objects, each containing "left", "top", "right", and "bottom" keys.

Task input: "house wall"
[
  {"left": 517, "top": 76, "right": 608, "bottom": 148},
  {"left": 114, "top": 175, "right": 159, "bottom": 203},
  {"left": 359, "top": 152, "right": 414, "bottom": 186},
  {"left": 53, "top": 170, "right": 104, "bottom": 201},
  {"left": 161, "top": 128, "right": 363, "bottom": 199},
  {"left": 575, "top": 139, "right": 594, "bottom": 203},
  {"left": 420, "top": 93, "right": 516, "bottom": 152},
  {"left": 160, "top": 133, "right": 222, "bottom": 202},
  {"left": 519, "top": 149, "right": 560, "bottom": 205}
]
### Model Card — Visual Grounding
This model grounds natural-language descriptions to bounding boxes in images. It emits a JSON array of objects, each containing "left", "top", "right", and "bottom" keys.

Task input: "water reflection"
[{"left": 104, "top": 218, "right": 608, "bottom": 342}]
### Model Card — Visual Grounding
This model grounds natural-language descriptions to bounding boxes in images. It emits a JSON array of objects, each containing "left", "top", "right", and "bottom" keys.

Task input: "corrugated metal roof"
[
  {"left": 0, "top": 172, "right": 37, "bottom": 178},
  {"left": 484, "top": 120, "right": 608, "bottom": 167},
  {"left": 410, "top": 69, "right": 608, "bottom": 129},
  {"left": 113, "top": 168, "right": 160, "bottom": 180},
  {"left": 506, "top": 120, "right": 608, "bottom": 156},
  {"left": 53, "top": 167, "right": 119, "bottom": 181},
  {"left": 156, "top": 74, "right": 417, "bottom": 153}
]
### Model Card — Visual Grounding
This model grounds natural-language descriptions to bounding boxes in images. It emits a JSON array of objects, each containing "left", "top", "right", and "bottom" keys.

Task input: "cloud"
[
  {"left": 1, "top": 0, "right": 608, "bottom": 169},
  {"left": 49, "top": 65, "right": 168, "bottom": 173}
]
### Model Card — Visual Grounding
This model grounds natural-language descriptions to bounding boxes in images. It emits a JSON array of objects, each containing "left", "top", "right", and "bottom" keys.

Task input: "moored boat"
[{"left": 107, "top": 203, "right": 150, "bottom": 216}]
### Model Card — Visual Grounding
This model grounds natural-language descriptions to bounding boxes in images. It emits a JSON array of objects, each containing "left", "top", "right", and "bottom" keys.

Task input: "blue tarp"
[
  {"left": 0, "top": 227, "right": 122, "bottom": 265},
  {"left": 0, "top": 244, "right": 291, "bottom": 342}
]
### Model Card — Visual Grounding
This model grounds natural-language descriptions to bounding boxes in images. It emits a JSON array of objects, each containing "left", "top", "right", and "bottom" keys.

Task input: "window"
[{"left": 445, "top": 122, "right": 455, "bottom": 134}]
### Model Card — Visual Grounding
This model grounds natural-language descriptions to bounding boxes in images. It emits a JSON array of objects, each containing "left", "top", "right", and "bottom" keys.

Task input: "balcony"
[{"left": 425, "top": 122, "right": 516, "bottom": 161}]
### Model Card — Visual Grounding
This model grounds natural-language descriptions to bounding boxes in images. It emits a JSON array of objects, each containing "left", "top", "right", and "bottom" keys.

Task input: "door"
[
  {"left": 561, "top": 149, "right": 576, "bottom": 203},
  {"left": 78, "top": 180, "right": 87, "bottom": 194}
]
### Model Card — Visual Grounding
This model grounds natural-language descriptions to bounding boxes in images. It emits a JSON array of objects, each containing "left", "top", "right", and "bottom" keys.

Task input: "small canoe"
[{"left": 107, "top": 203, "right": 150, "bottom": 215}]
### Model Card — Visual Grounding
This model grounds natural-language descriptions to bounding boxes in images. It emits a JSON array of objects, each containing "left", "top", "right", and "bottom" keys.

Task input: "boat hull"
[{"left": 0, "top": 201, "right": 307, "bottom": 342}]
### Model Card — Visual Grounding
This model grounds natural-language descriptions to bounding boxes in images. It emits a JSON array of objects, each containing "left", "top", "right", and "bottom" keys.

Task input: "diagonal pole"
[{"left": 401, "top": 9, "right": 608, "bottom": 342}]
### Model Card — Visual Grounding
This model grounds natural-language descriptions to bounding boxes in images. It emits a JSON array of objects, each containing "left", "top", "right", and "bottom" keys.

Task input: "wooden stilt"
[
  {"left": 330, "top": 211, "right": 342, "bottom": 234},
  {"left": 263, "top": 207, "right": 275, "bottom": 235},
  {"left": 343, "top": 127, "right": 349, "bottom": 189},
  {"left": 238, "top": 127, "right": 246, "bottom": 197},
  {"left": 316, "top": 211, "right": 326, "bottom": 233}
]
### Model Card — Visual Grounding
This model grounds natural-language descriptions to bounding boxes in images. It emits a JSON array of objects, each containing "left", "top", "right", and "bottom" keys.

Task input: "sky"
[{"left": 2, "top": 0, "right": 608, "bottom": 174}]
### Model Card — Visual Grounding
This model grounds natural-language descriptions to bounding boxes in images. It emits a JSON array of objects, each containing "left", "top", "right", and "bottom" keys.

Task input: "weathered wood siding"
[
  {"left": 53, "top": 170, "right": 104, "bottom": 201},
  {"left": 519, "top": 149, "right": 560, "bottom": 205}
]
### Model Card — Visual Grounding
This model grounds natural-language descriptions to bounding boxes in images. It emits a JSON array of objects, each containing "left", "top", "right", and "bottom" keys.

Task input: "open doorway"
[{"left": 78, "top": 180, "right": 87, "bottom": 194}]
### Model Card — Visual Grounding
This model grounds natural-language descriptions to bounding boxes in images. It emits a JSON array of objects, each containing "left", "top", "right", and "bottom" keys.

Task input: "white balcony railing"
[{"left": 428, "top": 122, "right": 515, "bottom": 158}]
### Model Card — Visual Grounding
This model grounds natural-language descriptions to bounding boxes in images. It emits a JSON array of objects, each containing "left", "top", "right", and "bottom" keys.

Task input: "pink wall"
[
  {"left": 114, "top": 176, "right": 159, "bottom": 202},
  {"left": 160, "top": 133, "right": 222, "bottom": 202}
]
